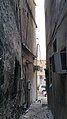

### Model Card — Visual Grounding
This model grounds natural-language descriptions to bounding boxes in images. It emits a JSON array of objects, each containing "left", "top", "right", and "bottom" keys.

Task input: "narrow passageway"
[
  {"left": 0, "top": 0, "right": 54, "bottom": 119},
  {"left": 20, "top": 101, "right": 54, "bottom": 119},
  {"left": 20, "top": 90, "right": 53, "bottom": 119}
]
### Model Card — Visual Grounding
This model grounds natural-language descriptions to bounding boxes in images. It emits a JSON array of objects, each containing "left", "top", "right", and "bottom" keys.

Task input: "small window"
[
  {"left": 40, "top": 67, "right": 43, "bottom": 72},
  {"left": 27, "top": 12, "right": 29, "bottom": 19},
  {"left": 41, "top": 85, "right": 45, "bottom": 88},
  {"left": 60, "top": 52, "right": 66, "bottom": 70},
  {"left": 40, "top": 76, "right": 42, "bottom": 79}
]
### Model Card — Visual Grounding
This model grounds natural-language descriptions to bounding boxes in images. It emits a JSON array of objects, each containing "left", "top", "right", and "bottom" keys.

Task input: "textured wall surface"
[
  {"left": 0, "top": 0, "right": 36, "bottom": 119},
  {"left": 45, "top": 0, "right": 67, "bottom": 119},
  {"left": 0, "top": 0, "right": 23, "bottom": 118}
]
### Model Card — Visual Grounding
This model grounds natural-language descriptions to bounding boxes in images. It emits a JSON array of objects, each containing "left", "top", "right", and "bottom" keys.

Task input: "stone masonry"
[
  {"left": 0, "top": 0, "right": 23, "bottom": 119},
  {"left": 0, "top": 0, "right": 37, "bottom": 119}
]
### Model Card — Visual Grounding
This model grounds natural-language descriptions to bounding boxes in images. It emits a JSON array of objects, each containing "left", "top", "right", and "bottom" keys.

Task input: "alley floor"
[{"left": 20, "top": 92, "right": 54, "bottom": 119}]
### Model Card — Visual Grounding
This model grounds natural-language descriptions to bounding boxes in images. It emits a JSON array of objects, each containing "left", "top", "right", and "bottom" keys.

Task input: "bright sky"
[{"left": 35, "top": 0, "right": 46, "bottom": 60}]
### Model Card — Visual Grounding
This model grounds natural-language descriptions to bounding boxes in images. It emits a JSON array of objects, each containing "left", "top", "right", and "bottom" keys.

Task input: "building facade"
[
  {"left": 37, "top": 60, "right": 46, "bottom": 86},
  {"left": 0, "top": 0, "right": 37, "bottom": 119},
  {"left": 21, "top": 0, "right": 37, "bottom": 107},
  {"left": 45, "top": 0, "right": 67, "bottom": 119}
]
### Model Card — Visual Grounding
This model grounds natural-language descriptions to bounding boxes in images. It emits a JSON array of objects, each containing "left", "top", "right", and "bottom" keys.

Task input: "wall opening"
[{"left": 11, "top": 58, "right": 21, "bottom": 99}]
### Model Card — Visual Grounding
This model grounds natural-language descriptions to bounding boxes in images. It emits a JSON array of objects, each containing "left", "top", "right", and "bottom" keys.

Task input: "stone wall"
[
  {"left": 0, "top": 0, "right": 23, "bottom": 118},
  {"left": 21, "top": 0, "right": 37, "bottom": 104},
  {"left": 0, "top": 0, "right": 36, "bottom": 118}
]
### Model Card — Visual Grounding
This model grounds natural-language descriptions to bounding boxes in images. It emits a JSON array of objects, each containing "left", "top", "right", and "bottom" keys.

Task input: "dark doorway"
[{"left": 11, "top": 58, "right": 21, "bottom": 99}]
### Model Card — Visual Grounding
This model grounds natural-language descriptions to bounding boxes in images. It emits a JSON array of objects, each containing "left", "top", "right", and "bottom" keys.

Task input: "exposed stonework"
[
  {"left": 0, "top": 0, "right": 23, "bottom": 118},
  {"left": 0, "top": 0, "right": 36, "bottom": 119}
]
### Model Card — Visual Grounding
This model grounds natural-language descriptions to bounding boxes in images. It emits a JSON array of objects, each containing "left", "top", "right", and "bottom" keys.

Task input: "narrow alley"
[
  {"left": 1, "top": 0, "right": 67, "bottom": 119},
  {"left": 20, "top": 101, "right": 53, "bottom": 119}
]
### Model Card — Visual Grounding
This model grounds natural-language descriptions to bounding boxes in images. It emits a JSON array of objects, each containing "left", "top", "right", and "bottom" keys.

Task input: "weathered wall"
[
  {"left": 45, "top": 0, "right": 67, "bottom": 119},
  {"left": 21, "top": 0, "right": 36, "bottom": 55},
  {"left": 0, "top": 0, "right": 36, "bottom": 118},
  {"left": 21, "top": 0, "right": 37, "bottom": 104},
  {"left": 0, "top": 0, "right": 23, "bottom": 119}
]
